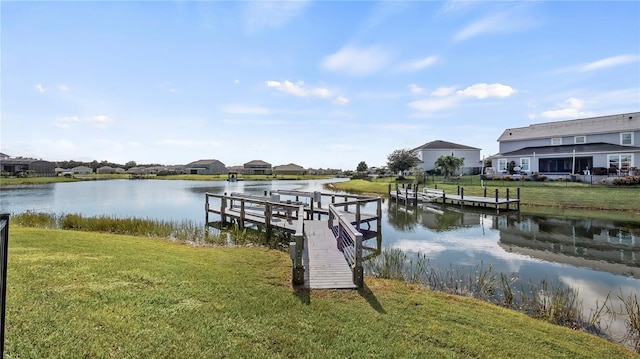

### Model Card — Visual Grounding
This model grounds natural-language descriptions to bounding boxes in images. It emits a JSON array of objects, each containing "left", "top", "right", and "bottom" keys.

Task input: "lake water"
[{"left": 1, "top": 178, "right": 639, "bottom": 338}]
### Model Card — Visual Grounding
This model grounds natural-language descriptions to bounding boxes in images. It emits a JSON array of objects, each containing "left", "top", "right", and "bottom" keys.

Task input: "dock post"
[
  {"left": 460, "top": 187, "right": 464, "bottom": 207},
  {"left": 239, "top": 200, "right": 245, "bottom": 229},
  {"left": 265, "top": 203, "right": 272, "bottom": 239},
  {"left": 506, "top": 188, "right": 510, "bottom": 210},
  {"left": 205, "top": 194, "right": 209, "bottom": 225},
  {"left": 495, "top": 189, "right": 499, "bottom": 212},
  {"left": 221, "top": 197, "right": 227, "bottom": 225},
  {"left": 356, "top": 205, "right": 361, "bottom": 231},
  {"left": 388, "top": 183, "right": 391, "bottom": 197},
  {"left": 309, "top": 200, "right": 314, "bottom": 220},
  {"left": 457, "top": 185, "right": 460, "bottom": 195},
  {"left": 517, "top": 187, "right": 521, "bottom": 211},
  {"left": 376, "top": 197, "right": 382, "bottom": 238},
  {"left": 353, "top": 233, "right": 364, "bottom": 288}
]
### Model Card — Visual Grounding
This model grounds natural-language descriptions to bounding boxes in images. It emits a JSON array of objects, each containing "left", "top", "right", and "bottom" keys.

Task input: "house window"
[
  {"left": 497, "top": 159, "right": 507, "bottom": 172},
  {"left": 551, "top": 137, "right": 562, "bottom": 145},
  {"left": 608, "top": 154, "right": 632, "bottom": 170},
  {"left": 520, "top": 158, "right": 530, "bottom": 172},
  {"left": 574, "top": 136, "right": 586, "bottom": 144},
  {"left": 621, "top": 132, "right": 633, "bottom": 146}
]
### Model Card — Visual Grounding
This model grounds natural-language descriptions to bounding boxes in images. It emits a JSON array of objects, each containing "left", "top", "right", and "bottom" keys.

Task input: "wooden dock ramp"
[{"left": 303, "top": 220, "right": 356, "bottom": 289}]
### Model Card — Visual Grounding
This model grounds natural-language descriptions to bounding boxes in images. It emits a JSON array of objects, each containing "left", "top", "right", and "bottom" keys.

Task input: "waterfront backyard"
[{"left": 1, "top": 178, "right": 639, "bottom": 355}]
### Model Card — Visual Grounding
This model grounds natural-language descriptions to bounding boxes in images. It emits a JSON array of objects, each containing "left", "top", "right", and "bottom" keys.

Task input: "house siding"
[{"left": 493, "top": 113, "right": 640, "bottom": 175}]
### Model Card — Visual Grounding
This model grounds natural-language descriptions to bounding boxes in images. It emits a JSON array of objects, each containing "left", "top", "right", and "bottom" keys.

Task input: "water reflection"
[
  {"left": 496, "top": 215, "right": 640, "bottom": 278},
  {"left": 384, "top": 200, "right": 640, "bottom": 279}
]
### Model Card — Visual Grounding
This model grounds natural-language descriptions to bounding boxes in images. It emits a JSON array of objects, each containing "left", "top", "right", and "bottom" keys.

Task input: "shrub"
[{"left": 612, "top": 176, "right": 640, "bottom": 186}]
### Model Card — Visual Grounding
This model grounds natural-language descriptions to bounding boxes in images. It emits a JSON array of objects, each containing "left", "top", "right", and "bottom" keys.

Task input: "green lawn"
[
  {"left": 331, "top": 178, "right": 640, "bottom": 215},
  {"left": 6, "top": 227, "right": 637, "bottom": 358}
]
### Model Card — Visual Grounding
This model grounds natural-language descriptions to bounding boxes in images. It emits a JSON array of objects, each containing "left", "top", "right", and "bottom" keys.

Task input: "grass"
[
  {"left": 6, "top": 226, "right": 638, "bottom": 358},
  {"left": 331, "top": 178, "right": 640, "bottom": 214}
]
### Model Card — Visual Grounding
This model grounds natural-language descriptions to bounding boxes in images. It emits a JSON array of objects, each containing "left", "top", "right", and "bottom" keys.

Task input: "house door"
[{"left": 574, "top": 157, "right": 593, "bottom": 174}]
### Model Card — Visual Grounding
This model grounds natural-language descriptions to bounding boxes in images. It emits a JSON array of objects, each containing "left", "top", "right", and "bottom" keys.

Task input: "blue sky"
[{"left": 2, "top": 1, "right": 639, "bottom": 169}]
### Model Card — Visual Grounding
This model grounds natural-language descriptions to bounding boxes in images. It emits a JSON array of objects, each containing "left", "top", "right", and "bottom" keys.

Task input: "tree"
[
  {"left": 125, "top": 161, "right": 137, "bottom": 170},
  {"left": 356, "top": 161, "right": 368, "bottom": 173},
  {"left": 387, "top": 149, "right": 420, "bottom": 175},
  {"left": 434, "top": 155, "right": 465, "bottom": 179},
  {"left": 411, "top": 166, "right": 426, "bottom": 185}
]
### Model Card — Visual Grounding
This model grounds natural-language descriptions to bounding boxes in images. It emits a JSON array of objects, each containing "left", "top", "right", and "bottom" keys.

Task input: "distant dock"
[{"left": 388, "top": 183, "right": 520, "bottom": 212}]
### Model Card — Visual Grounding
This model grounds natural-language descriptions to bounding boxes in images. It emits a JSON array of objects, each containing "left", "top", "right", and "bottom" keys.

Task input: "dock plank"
[{"left": 303, "top": 220, "right": 356, "bottom": 289}]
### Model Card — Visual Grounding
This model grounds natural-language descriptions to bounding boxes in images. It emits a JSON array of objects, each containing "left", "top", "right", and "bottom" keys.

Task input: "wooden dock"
[
  {"left": 205, "top": 191, "right": 381, "bottom": 289},
  {"left": 303, "top": 220, "right": 357, "bottom": 289},
  {"left": 389, "top": 184, "right": 520, "bottom": 212}
]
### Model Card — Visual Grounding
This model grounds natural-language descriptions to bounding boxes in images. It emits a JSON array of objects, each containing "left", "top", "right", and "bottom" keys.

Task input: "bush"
[{"left": 612, "top": 176, "right": 640, "bottom": 186}]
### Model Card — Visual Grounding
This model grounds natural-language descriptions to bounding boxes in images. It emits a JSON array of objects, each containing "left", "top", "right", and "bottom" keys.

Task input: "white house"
[
  {"left": 71, "top": 166, "right": 93, "bottom": 174},
  {"left": 492, "top": 112, "right": 640, "bottom": 176},
  {"left": 412, "top": 140, "right": 482, "bottom": 175}
]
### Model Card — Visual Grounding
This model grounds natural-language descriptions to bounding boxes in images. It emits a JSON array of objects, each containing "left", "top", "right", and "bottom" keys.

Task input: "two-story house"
[
  {"left": 243, "top": 160, "right": 272, "bottom": 175},
  {"left": 412, "top": 140, "right": 482, "bottom": 175},
  {"left": 492, "top": 112, "right": 640, "bottom": 176}
]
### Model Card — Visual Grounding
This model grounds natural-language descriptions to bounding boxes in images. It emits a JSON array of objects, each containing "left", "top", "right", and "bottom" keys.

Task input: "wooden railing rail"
[{"left": 328, "top": 204, "right": 363, "bottom": 288}]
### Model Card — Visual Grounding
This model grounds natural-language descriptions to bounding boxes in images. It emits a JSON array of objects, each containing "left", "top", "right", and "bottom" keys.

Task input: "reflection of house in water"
[{"left": 494, "top": 215, "right": 640, "bottom": 278}]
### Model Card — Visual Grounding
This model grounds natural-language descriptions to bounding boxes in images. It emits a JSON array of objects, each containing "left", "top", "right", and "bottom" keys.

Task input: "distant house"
[
  {"left": 0, "top": 153, "right": 9, "bottom": 160},
  {"left": 243, "top": 160, "right": 272, "bottom": 175},
  {"left": 97, "top": 166, "right": 116, "bottom": 174},
  {"left": 184, "top": 159, "right": 228, "bottom": 175},
  {"left": 412, "top": 140, "right": 482, "bottom": 175},
  {"left": 492, "top": 112, "right": 640, "bottom": 175},
  {"left": 273, "top": 163, "right": 307, "bottom": 175},
  {"left": 71, "top": 166, "right": 93, "bottom": 174},
  {"left": 0, "top": 157, "right": 55, "bottom": 176}
]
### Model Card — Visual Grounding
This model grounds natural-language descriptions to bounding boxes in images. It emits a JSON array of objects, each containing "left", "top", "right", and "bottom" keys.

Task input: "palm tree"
[{"left": 434, "top": 155, "right": 464, "bottom": 179}]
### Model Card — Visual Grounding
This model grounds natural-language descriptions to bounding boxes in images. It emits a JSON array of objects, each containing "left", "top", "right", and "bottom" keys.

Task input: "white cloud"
[
  {"left": 541, "top": 98, "right": 594, "bottom": 119},
  {"left": 266, "top": 80, "right": 332, "bottom": 98},
  {"left": 396, "top": 55, "right": 438, "bottom": 72},
  {"left": 54, "top": 116, "right": 80, "bottom": 129},
  {"left": 409, "top": 84, "right": 425, "bottom": 94},
  {"left": 169, "top": 88, "right": 177, "bottom": 93},
  {"left": 431, "top": 86, "right": 456, "bottom": 97},
  {"left": 234, "top": 79, "right": 240, "bottom": 84},
  {"left": 408, "top": 96, "right": 460, "bottom": 112},
  {"left": 223, "top": 104, "right": 271, "bottom": 115},
  {"left": 333, "top": 96, "right": 350, "bottom": 105},
  {"left": 244, "top": 1, "right": 310, "bottom": 32},
  {"left": 321, "top": 45, "right": 390, "bottom": 76},
  {"left": 58, "top": 85, "right": 68, "bottom": 91},
  {"left": 456, "top": 83, "right": 516, "bottom": 99},
  {"left": 87, "top": 115, "right": 111, "bottom": 129},
  {"left": 408, "top": 83, "right": 515, "bottom": 114},
  {"left": 35, "top": 84, "right": 45, "bottom": 94},
  {"left": 580, "top": 54, "right": 640, "bottom": 72},
  {"left": 454, "top": 9, "right": 535, "bottom": 42}
]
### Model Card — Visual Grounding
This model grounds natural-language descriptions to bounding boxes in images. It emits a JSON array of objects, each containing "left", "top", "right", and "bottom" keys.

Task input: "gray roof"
[
  {"left": 244, "top": 160, "right": 271, "bottom": 166},
  {"left": 499, "top": 142, "right": 640, "bottom": 157},
  {"left": 498, "top": 112, "right": 640, "bottom": 142},
  {"left": 186, "top": 159, "right": 222, "bottom": 167},
  {"left": 412, "top": 140, "right": 480, "bottom": 151},
  {"left": 274, "top": 163, "right": 305, "bottom": 171}
]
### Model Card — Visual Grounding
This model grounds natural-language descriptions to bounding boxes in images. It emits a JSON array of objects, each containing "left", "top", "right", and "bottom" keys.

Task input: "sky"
[{"left": 2, "top": 1, "right": 639, "bottom": 170}]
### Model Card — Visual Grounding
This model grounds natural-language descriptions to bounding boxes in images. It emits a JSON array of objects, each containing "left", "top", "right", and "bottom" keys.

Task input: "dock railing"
[
  {"left": 328, "top": 204, "right": 364, "bottom": 288},
  {"left": 289, "top": 206, "right": 305, "bottom": 285},
  {"left": 0, "top": 213, "right": 10, "bottom": 356}
]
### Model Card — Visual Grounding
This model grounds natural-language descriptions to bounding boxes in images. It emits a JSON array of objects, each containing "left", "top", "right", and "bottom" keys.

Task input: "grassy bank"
[
  {"left": 330, "top": 178, "right": 640, "bottom": 216},
  {"left": 6, "top": 226, "right": 637, "bottom": 358}
]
